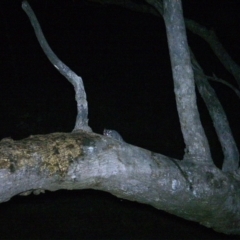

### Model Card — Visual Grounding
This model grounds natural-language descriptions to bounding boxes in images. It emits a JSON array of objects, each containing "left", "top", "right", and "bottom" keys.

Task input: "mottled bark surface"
[
  {"left": 0, "top": 132, "right": 240, "bottom": 234},
  {"left": 0, "top": 0, "right": 237, "bottom": 236}
]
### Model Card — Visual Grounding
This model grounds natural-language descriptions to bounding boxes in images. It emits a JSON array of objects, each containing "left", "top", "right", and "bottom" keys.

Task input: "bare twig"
[{"left": 22, "top": 1, "right": 92, "bottom": 132}]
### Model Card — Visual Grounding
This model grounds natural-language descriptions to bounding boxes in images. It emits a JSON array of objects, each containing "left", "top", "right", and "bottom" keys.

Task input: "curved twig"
[{"left": 22, "top": 1, "right": 92, "bottom": 132}]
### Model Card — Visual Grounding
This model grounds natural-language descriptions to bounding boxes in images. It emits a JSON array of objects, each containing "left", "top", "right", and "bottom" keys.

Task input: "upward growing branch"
[
  {"left": 162, "top": 0, "right": 212, "bottom": 163},
  {"left": 22, "top": 1, "right": 92, "bottom": 132}
]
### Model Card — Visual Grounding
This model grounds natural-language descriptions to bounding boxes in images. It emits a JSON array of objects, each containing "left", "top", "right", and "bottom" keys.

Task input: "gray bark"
[
  {"left": 191, "top": 52, "right": 239, "bottom": 172},
  {"left": 162, "top": 0, "right": 212, "bottom": 163},
  {"left": 22, "top": 1, "right": 92, "bottom": 133},
  {"left": 0, "top": 0, "right": 239, "bottom": 236},
  {"left": 0, "top": 132, "right": 240, "bottom": 234},
  {"left": 107, "top": 0, "right": 240, "bottom": 172}
]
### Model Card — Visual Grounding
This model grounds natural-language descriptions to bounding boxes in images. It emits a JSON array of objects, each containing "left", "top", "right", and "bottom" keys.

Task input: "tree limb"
[
  {"left": 191, "top": 51, "right": 239, "bottom": 172},
  {"left": 0, "top": 132, "right": 240, "bottom": 234},
  {"left": 186, "top": 19, "right": 240, "bottom": 88},
  {"left": 22, "top": 1, "right": 92, "bottom": 132},
  {"left": 160, "top": 0, "right": 212, "bottom": 163},
  {"left": 9, "top": 0, "right": 239, "bottom": 234},
  {"left": 136, "top": 0, "right": 239, "bottom": 171}
]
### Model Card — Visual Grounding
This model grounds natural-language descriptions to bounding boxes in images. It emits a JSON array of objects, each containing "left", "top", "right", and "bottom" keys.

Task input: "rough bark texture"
[
  {"left": 2, "top": 0, "right": 237, "bottom": 236},
  {"left": 162, "top": 0, "right": 211, "bottom": 163},
  {"left": 0, "top": 132, "right": 240, "bottom": 234}
]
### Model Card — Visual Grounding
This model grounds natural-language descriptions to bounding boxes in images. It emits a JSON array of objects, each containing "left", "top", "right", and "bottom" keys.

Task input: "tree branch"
[
  {"left": 160, "top": 0, "right": 212, "bottom": 163},
  {"left": 0, "top": 132, "right": 240, "bottom": 234},
  {"left": 191, "top": 51, "right": 239, "bottom": 172},
  {"left": 12, "top": 0, "right": 240, "bottom": 234},
  {"left": 186, "top": 19, "right": 240, "bottom": 89},
  {"left": 22, "top": 1, "right": 92, "bottom": 132},
  {"left": 140, "top": 0, "right": 239, "bottom": 172}
]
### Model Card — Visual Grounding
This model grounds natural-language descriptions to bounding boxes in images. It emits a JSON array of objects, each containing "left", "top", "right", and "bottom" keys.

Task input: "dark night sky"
[{"left": 0, "top": 0, "right": 240, "bottom": 239}]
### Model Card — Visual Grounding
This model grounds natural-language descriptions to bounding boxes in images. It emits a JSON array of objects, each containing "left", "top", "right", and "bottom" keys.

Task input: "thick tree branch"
[
  {"left": 146, "top": 0, "right": 239, "bottom": 172},
  {"left": 161, "top": 0, "right": 211, "bottom": 163},
  {"left": 0, "top": 132, "right": 240, "bottom": 234},
  {"left": 10, "top": 0, "right": 239, "bottom": 234}
]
